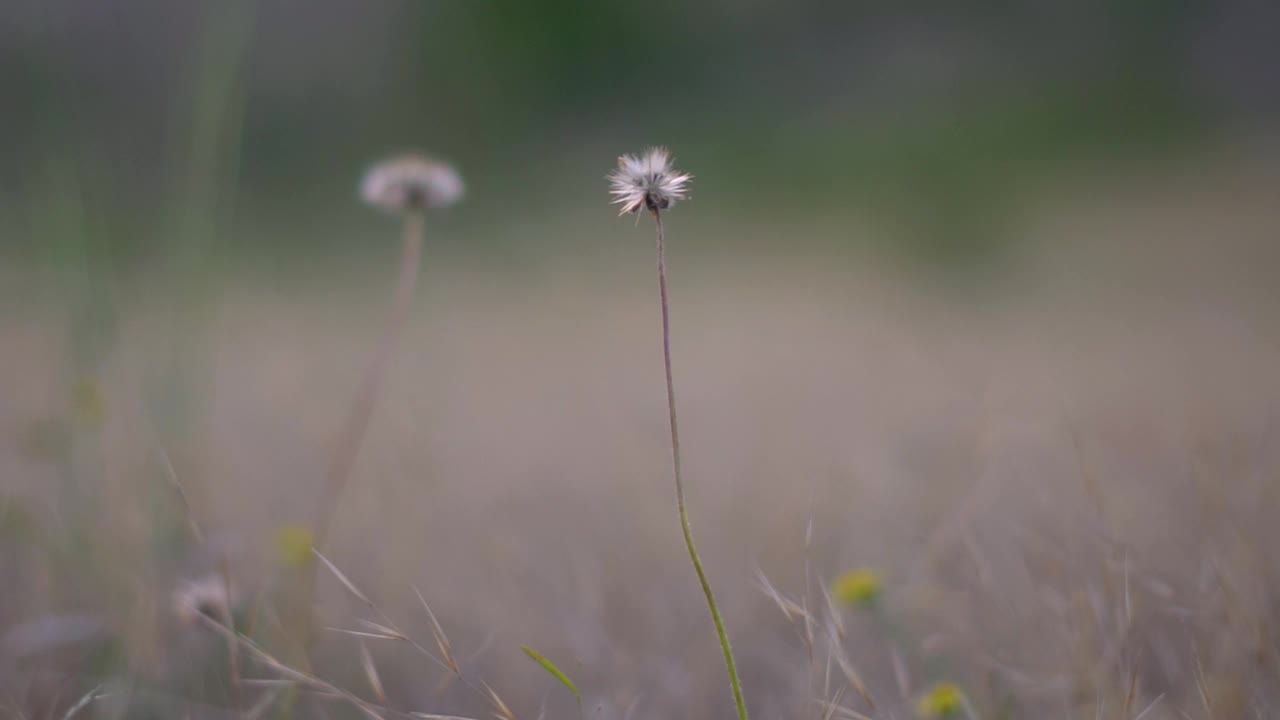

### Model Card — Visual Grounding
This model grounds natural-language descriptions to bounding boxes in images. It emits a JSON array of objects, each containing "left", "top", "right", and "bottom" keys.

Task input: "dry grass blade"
[
  {"left": 325, "top": 626, "right": 405, "bottom": 641},
  {"left": 484, "top": 683, "right": 517, "bottom": 720},
  {"left": 59, "top": 685, "right": 102, "bottom": 720},
  {"left": 1193, "top": 649, "right": 1215, "bottom": 720},
  {"left": 256, "top": 652, "right": 385, "bottom": 720},
  {"left": 801, "top": 533, "right": 815, "bottom": 658},
  {"left": 357, "top": 619, "right": 409, "bottom": 640},
  {"left": 414, "top": 584, "right": 459, "bottom": 674},
  {"left": 1133, "top": 694, "right": 1165, "bottom": 720},
  {"left": 755, "top": 568, "right": 809, "bottom": 623},
  {"left": 313, "top": 549, "right": 373, "bottom": 607},
  {"left": 256, "top": 652, "right": 326, "bottom": 689},
  {"left": 889, "top": 646, "right": 911, "bottom": 701},
  {"left": 820, "top": 687, "right": 845, "bottom": 720},
  {"left": 411, "top": 714, "right": 484, "bottom": 720},
  {"left": 1123, "top": 659, "right": 1139, "bottom": 717},
  {"left": 802, "top": 595, "right": 815, "bottom": 661},
  {"left": 216, "top": 562, "right": 241, "bottom": 703},
  {"left": 814, "top": 700, "right": 875, "bottom": 720},
  {"left": 824, "top": 621, "right": 874, "bottom": 710},
  {"left": 360, "top": 642, "right": 387, "bottom": 704},
  {"left": 158, "top": 448, "right": 203, "bottom": 543},
  {"left": 192, "top": 608, "right": 386, "bottom": 720},
  {"left": 830, "top": 644, "right": 874, "bottom": 709},
  {"left": 1123, "top": 551, "right": 1132, "bottom": 626},
  {"left": 820, "top": 581, "right": 846, "bottom": 641},
  {"left": 433, "top": 630, "right": 494, "bottom": 695},
  {"left": 821, "top": 640, "right": 834, "bottom": 710}
]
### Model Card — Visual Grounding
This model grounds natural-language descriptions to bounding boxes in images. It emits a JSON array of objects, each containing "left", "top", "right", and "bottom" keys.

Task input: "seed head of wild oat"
[
  {"left": 607, "top": 147, "right": 692, "bottom": 216},
  {"left": 361, "top": 153, "right": 464, "bottom": 213}
]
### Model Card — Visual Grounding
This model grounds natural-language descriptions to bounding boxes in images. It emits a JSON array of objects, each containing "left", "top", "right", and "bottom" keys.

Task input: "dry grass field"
[{"left": 2, "top": 144, "right": 1279, "bottom": 719}]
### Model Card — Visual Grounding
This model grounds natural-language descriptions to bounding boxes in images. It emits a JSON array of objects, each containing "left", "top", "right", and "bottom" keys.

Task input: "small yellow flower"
[
  {"left": 831, "top": 569, "right": 882, "bottom": 608},
  {"left": 916, "top": 683, "right": 964, "bottom": 718},
  {"left": 274, "top": 525, "right": 314, "bottom": 568},
  {"left": 70, "top": 378, "right": 106, "bottom": 427}
]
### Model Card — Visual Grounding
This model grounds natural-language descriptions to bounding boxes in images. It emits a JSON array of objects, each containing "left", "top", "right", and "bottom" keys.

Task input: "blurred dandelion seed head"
[
  {"left": 916, "top": 683, "right": 964, "bottom": 718},
  {"left": 831, "top": 569, "right": 882, "bottom": 608},
  {"left": 361, "top": 153, "right": 464, "bottom": 213},
  {"left": 172, "top": 574, "right": 232, "bottom": 625},
  {"left": 607, "top": 146, "right": 691, "bottom": 216}
]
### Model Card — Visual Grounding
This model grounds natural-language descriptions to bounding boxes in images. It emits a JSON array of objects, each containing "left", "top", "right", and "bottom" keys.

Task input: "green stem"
[{"left": 653, "top": 210, "right": 749, "bottom": 720}]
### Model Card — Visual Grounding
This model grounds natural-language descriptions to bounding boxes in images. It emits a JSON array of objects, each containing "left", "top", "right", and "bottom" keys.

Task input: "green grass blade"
[{"left": 520, "top": 645, "right": 582, "bottom": 720}]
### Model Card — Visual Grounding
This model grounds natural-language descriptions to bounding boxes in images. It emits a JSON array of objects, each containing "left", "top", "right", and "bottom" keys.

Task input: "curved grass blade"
[{"left": 520, "top": 645, "right": 582, "bottom": 720}]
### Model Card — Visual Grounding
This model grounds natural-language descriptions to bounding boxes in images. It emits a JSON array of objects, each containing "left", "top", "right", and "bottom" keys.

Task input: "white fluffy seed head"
[
  {"left": 361, "top": 154, "right": 464, "bottom": 213},
  {"left": 607, "top": 147, "right": 692, "bottom": 216},
  {"left": 172, "top": 574, "right": 233, "bottom": 625}
]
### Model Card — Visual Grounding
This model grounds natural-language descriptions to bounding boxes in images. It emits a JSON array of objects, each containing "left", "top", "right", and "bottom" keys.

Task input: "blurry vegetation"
[
  {"left": 0, "top": 3, "right": 1277, "bottom": 714},
  {"left": 0, "top": 0, "right": 1254, "bottom": 270}
]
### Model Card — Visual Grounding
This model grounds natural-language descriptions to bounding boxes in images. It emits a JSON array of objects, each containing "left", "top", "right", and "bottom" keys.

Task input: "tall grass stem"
[
  {"left": 288, "top": 209, "right": 425, "bottom": 686},
  {"left": 312, "top": 210, "right": 424, "bottom": 549},
  {"left": 653, "top": 210, "right": 749, "bottom": 720}
]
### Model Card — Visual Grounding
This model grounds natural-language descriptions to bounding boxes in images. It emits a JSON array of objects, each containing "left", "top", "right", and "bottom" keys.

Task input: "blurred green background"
[{"left": 5, "top": 0, "right": 1275, "bottom": 271}]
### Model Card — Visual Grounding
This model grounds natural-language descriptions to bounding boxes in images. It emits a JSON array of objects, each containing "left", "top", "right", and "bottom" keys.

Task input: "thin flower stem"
[
  {"left": 653, "top": 210, "right": 749, "bottom": 720},
  {"left": 312, "top": 209, "right": 425, "bottom": 549},
  {"left": 288, "top": 210, "right": 425, "bottom": 677}
]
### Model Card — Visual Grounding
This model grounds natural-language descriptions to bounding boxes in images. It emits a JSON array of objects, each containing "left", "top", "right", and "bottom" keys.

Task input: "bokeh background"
[{"left": 3, "top": 2, "right": 1280, "bottom": 719}]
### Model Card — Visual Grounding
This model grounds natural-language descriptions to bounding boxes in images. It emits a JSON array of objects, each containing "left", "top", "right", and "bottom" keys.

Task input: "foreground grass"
[{"left": 2, "top": 159, "right": 1279, "bottom": 718}]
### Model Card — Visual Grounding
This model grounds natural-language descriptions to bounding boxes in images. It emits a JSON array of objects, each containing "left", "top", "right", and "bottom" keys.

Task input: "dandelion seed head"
[
  {"left": 361, "top": 153, "right": 464, "bottom": 213},
  {"left": 172, "top": 574, "right": 232, "bottom": 625},
  {"left": 607, "top": 146, "right": 692, "bottom": 216}
]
